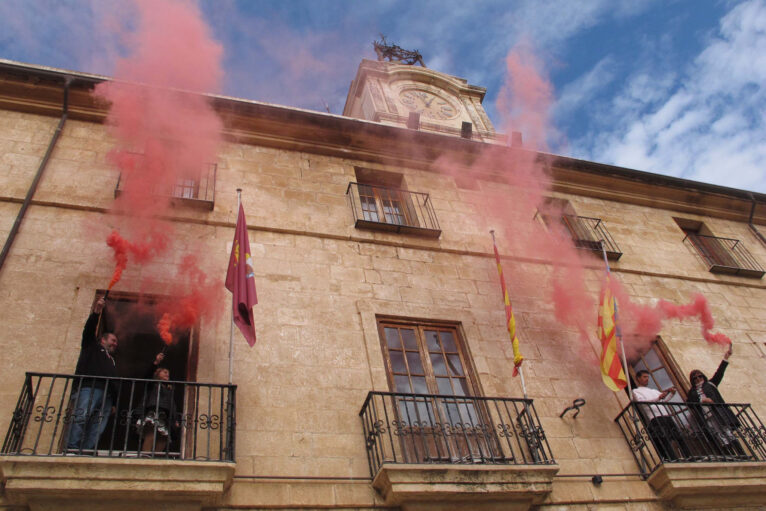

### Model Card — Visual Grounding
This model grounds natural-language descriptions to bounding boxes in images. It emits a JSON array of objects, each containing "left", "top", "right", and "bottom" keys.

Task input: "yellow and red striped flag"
[
  {"left": 597, "top": 274, "right": 627, "bottom": 391},
  {"left": 492, "top": 237, "right": 523, "bottom": 376}
]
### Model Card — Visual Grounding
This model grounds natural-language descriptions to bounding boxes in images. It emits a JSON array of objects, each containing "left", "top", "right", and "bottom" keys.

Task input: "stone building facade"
[{"left": 1, "top": 58, "right": 766, "bottom": 510}]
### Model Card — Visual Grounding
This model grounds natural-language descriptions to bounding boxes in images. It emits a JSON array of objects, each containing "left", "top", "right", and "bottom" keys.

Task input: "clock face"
[{"left": 398, "top": 89, "right": 459, "bottom": 120}]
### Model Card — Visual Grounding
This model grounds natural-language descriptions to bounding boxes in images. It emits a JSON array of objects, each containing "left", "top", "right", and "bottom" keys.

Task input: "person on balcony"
[
  {"left": 633, "top": 370, "right": 691, "bottom": 461},
  {"left": 66, "top": 296, "right": 118, "bottom": 452},
  {"left": 687, "top": 344, "right": 746, "bottom": 458},
  {"left": 134, "top": 352, "right": 180, "bottom": 455}
]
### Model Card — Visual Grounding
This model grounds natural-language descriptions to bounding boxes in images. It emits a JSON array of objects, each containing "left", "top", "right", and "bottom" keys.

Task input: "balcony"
[
  {"left": 683, "top": 233, "right": 765, "bottom": 278},
  {"left": 360, "top": 391, "right": 558, "bottom": 510},
  {"left": 615, "top": 401, "right": 766, "bottom": 508},
  {"left": 562, "top": 215, "right": 622, "bottom": 260},
  {"left": 346, "top": 182, "right": 441, "bottom": 238},
  {"left": 0, "top": 373, "right": 235, "bottom": 509},
  {"left": 115, "top": 162, "right": 217, "bottom": 211}
]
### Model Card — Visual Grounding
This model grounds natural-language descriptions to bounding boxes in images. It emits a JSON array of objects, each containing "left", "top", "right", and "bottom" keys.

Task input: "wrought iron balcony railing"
[
  {"left": 346, "top": 182, "right": 441, "bottom": 238},
  {"left": 115, "top": 162, "right": 217, "bottom": 211},
  {"left": 2, "top": 373, "right": 235, "bottom": 462},
  {"left": 615, "top": 401, "right": 766, "bottom": 477},
  {"left": 562, "top": 215, "right": 622, "bottom": 260},
  {"left": 683, "top": 233, "right": 765, "bottom": 278},
  {"left": 359, "top": 391, "right": 555, "bottom": 477}
]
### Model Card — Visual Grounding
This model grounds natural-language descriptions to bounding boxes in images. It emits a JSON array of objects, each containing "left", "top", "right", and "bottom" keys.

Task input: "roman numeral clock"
[
  {"left": 343, "top": 40, "right": 498, "bottom": 142},
  {"left": 398, "top": 89, "right": 459, "bottom": 121}
]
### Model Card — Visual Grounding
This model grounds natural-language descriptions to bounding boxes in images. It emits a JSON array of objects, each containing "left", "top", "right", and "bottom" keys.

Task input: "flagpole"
[
  {"left": 228, "top": 189, "right": 241, "bottom": 385},
  {"left": 600, "top": 241, "right": 632, "bottom": 399},
  {"left": 490, "top": 230, "right": 528, "bottom": 400}
]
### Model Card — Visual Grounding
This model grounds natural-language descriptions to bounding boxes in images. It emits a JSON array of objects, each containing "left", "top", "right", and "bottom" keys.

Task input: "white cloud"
[
  {"left": 554, "top": 56, "right": 616, "bottom": 120},
  {"left": 577, "top": 0, "right": 766, "bottom": 192}
]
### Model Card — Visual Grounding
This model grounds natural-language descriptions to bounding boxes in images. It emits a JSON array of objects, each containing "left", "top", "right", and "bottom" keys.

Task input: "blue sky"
[{"left": 1, "top": 0, "right": 764, "bottom": 192}]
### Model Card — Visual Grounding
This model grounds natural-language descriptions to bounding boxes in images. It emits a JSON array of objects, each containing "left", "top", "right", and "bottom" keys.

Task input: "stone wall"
[{"left": 1, "top": 104, "right": 765, "bottom": 510}]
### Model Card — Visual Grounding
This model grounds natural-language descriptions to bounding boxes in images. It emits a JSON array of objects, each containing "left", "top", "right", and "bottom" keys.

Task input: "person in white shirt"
[{"left": 633, "top": 370, "right": 691, "bottom": 461}]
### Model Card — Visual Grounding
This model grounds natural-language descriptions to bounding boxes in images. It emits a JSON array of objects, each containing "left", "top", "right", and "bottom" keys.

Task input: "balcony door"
[{"left": 378, "top": 320, "right": 506, "bottom": 463}]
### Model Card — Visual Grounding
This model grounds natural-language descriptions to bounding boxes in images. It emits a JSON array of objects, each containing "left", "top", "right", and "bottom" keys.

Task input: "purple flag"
[{"left": 225, "top": 204, "right": 257, "bottom": 346}]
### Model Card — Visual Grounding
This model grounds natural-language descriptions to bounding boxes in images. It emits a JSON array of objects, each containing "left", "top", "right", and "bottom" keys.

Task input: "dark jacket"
[
  {"left": 74, "top": 312, "right": 117, "bottom": 394},
  {"left": 135, "top": 363, "right": 179, "bottom": 425},
  {"left": 687, "top": 360, "right": 738, "bottom": 428}
]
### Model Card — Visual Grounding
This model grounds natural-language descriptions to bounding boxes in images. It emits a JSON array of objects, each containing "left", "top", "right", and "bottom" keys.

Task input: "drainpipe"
[
  {"left": 0, "top": 75, "right": 72, "bottom": 274},
  {"left": 748, "top": 193, "right": 766, "bottom": 247}
]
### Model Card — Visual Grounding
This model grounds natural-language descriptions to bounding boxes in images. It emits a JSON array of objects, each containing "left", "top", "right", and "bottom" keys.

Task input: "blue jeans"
[{"left": 66, "top": 386, "right": 112, "bottom": 451}]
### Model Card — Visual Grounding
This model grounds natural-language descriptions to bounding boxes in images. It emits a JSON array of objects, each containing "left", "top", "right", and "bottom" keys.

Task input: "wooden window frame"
[
  {"left": 628, "top": 335, "right": 687, "bottom": 399},
  {"left": 376, "top": 317, "right": 481, "bottom": 398}
]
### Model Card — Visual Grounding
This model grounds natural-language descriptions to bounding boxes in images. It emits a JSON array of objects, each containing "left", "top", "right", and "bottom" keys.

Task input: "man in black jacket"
[{"left": 66, "top": 297, "right": 119, "bottom": 451}]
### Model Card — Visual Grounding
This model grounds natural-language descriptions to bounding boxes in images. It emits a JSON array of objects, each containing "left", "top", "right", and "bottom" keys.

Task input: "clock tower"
[{"left": 342, "top": 41, "right": 499, "bottom": 143}]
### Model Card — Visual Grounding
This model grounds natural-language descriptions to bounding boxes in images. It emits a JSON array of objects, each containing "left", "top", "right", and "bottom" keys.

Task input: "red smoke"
[
  {"left": 106, "top": 229, "right": 169, "bottom": 290},
  {"left": 155, "top": 255, "right": 223, "bottom": 346},
  {"left": 614, "top": 281, "right": 732, "bottom": 347},
  {"left": 94, "top": 0, "right": 224, "bottom": 345},
  {"left": 442, "top": 38, "right": 732, "bottom": 374},
  {"left": 157, "top": 313, "right": 173, "bottom": 345}
]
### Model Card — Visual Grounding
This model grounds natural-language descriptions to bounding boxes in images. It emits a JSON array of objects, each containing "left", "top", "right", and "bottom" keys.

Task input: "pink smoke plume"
[
  {"left": 613, "top": 278, "right": 732, "bottom": 348},
  {"left": 444, "top": 38, "right": 732, "bottom": 370},
  {"left": 96, "top": 0, "right": 224, "bottom": 340}
]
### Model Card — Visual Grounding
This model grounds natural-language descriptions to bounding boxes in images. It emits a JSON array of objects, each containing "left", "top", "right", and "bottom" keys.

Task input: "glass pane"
[
  {"left": 443, "top": 402, "right": 461, "bottom": 425},
  {"left": 446, "top": 355, "right": 464, "bottom": 377},
  {"left": 653, "top": 368, "right": 673, "bottom": 390},
  {"left": 431, "top": 353, "right": 447, "bottom": 376},
  {"left": 385, "top": 328, "right": 400, "bottom": 349},
  {"left": 401, "top": 329, "right": 418, "bottom": 350},
  {"left": 644, "top": 349, "right": 662, "bottom": 370},
  {"left": 390, "top": 351, "right": 406, "bottom": 373},
  {"left": 416, "top": 399, "right": 435, "bottom": 424},
  {"left": 399, "top": 400, "right": 417, "bottom": 422},
  {"left": 394, "top": 375, "right": 412, "bottom": 393},
  {"left": 455, "top": 378, "right": 470, "bottom": 396},
  {"left": 436, "top": 377, "right": 453, "bottom": 395},
  {"left": 458, "top": 402, "right": 479, "bottom": 424},
  {"left": 411, "top": 376, "right": 428, "bottom": 394},
  {"left": 425, "top": 330, "right": 440, "bottom": 352},
  {"left": 440, "top": 332, "right": 457, "bottom": 352},
  {"left": 406, "top": 352, "right": 424, "bottom": 375},
  {"left": 632, "top": 359, "right": 647, "bottom": 374}
]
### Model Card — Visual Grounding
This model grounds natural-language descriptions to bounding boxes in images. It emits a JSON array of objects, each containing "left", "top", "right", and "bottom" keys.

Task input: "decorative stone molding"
[
  {"left": 372, "top": 463, "right": 559, "bottom": 511},
  {"left": 647, "top": 461, "right": 766, "bottom": 509},
  {"left": 0, "top": 456, "right": 234, "bottom": 511}
]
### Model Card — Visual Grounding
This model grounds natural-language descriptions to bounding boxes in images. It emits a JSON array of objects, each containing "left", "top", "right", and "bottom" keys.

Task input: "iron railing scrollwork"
[
  {"left": 683, "top": 233, "right": 765, "bottom": 278},
  {"left": 115, "top": 160, "right": 217, "bottom": 211},
  {"left": 359, "top": 391, "right": 555, "bottom": 477},
  {"left": 346, "top": 182, "right": 441, "bottom": 238},
  {"left": 2, "top": 373, "right": 235, "bottom": 462},
  {"left": 615, "top": 401, "right": 766, "bottom": 478},
  {"left": 561, "top": 215, "right": 622, "bottom": 260}
]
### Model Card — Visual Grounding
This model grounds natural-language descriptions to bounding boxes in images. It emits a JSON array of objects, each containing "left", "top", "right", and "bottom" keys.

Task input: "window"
[
  {"left": 675, "top": 218, "right": 765, "bottom": 278},
  {"left": 379, "top": 321, "right": 476, "bottom": 397},
  {"left": 537, "top": 197, "right": 622, "bottom": 260},
  {"left": 628, "top": 336, "right": 686, "bottom": 400},
  {"left": 113, "top": 151, "right": 217, "bottom": 211},
  {"left": 346, "top": 167, "right": 441, "bottom": 237},
  {"left": 377, "top": 319, "right": 509, "bottom": 463},
  {"left": 88, "top": 291, "right": 198, "bottom": 454}
]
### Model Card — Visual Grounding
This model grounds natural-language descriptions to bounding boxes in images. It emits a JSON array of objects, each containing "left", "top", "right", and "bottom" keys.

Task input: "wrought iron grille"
[
  {"left": 346, "top": 182, "right": 441, "bottom": 238},
  {"left": 562, "top": 215, "right": 622, "bottom": 260},
  {"left": 2, "top": 373, "right": 235, "bottom": 462},
  {"left": 615, "top": 401, "right": 766, "bottom": 478},
  {"left": 683, "top": 233, "right": 765, "bottom": 278},
  {"left": 359, "top": 391, "right": 555, "bottom": 477},
  {"left": 114, "top": 162, "right": 217, "bottom": 211}
]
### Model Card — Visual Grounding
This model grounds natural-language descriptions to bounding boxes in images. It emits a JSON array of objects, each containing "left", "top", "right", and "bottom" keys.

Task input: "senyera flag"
[
  {"left": 226, "top": 204, "right": 257, "bottom": 346},
  {"left": 492, "top": 237, "right": 523, "bottom": 376},
  {"left": 597, "top": 274, "right": 626, "bottom": 391}
]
